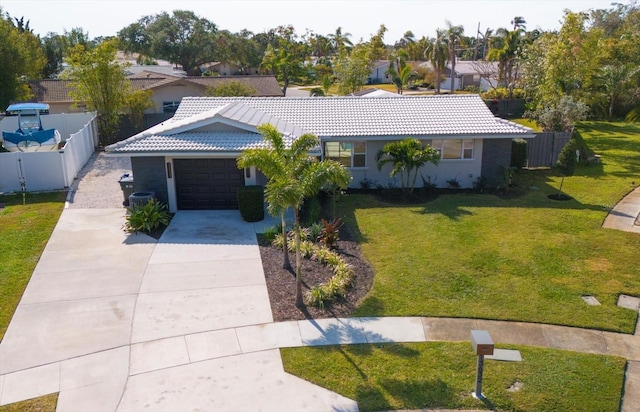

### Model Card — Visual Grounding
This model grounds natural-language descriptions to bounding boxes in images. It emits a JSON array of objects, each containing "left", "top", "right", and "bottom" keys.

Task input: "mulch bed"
[{"left": 259, "top": 225, "right": 375, "bottom": 321}]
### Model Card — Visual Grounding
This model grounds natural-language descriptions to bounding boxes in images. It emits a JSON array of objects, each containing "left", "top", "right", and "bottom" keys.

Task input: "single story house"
[
  {"left": 28, "top": 74, "right": 283, "bottom": 114},
  {"left": 105, "top": 95, "right": 533, "bottom": 212},
  {"left": 419, "top": 61, "right": 500, "bottom": 92}
]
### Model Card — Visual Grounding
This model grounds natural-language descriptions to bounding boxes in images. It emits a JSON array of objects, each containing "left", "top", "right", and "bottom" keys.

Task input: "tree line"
[{"left": 1, "top": 3, "right": 639, "bottom": 128}]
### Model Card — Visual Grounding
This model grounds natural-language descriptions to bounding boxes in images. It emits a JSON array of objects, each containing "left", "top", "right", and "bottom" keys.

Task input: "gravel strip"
[{"left": 66, "top": 151, "right": 132, "bottom": 209}]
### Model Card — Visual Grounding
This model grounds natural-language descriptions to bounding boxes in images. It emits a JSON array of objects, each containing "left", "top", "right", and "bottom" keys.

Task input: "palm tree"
[
  {"left": 376, "top": 138, "right": 440, "bottom": 194},
  {"left": 446, "top": 21, "right": 465, "bottom": 94},
  {"left": 237, "top": 124, "right": 350, "bottom": 308},
  {"left": 387, "top": 49, "right": 415, "bottom": 94},
  {"left": 487, "top": 27, "right": 523, "bottom": 95},
  {"left": 511, "top": 16, "right": 527, "bottom": 30},
  {"left": 328, "top": 27, "right": 353, "bottom": 55},
  {"left": 425, "top": 29, "right": 448, "bottom": 94}
]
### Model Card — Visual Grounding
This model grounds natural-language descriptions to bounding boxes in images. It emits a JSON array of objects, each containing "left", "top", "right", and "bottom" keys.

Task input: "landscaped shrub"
[
  {"left": 446, "top": 178, "right": 461, "bottom": 189},
  {"left": 271, "top": 221, "right": 355, "bottom": 308},
  {"left": 237, "top": 185, "right": 264, "bottom": 222},
  {"left": 472, "top": 176, "right": 488, "bottom": 192},
  {"left": 511, "top": 138, "right": 528, "bottom": 168},
  {"left": 124, "top": 199, "right": 171, "bottom": 235},
  {"left": 421, "top": 175, "right": 437, "bottom": 194},
  {"left": 309, "top": 222, "right": 323, "bottom": 242},
  {"left": 262, "top": 225, "right": 279, "bottom": 243},
  {"left": 319, "top": 218, "right": 343, "bottom": 249}
]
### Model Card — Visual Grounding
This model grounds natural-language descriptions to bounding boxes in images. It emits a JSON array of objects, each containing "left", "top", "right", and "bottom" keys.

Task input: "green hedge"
[
  {"left": 237, "top": 185, "right": 264, "bottom": 222},
  {"left": 511, "top": 138, "right": 528, "bottom": 168}
]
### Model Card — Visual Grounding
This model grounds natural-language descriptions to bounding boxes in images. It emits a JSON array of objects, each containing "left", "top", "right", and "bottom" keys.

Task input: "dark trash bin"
[{"left": 118, "top": 173, "right": 134, "bottom": 206}]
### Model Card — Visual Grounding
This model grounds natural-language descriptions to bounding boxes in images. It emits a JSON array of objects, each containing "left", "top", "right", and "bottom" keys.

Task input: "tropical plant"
[
  {"left": 386, "top": 49, "right": 416, "bottom": 94},
  {"left": 487, "top": 27, "right": 524, "bottom": 95},
  {"left": 445, "top": 22, "right": 465, "bottom": 93},
  {"left": 237, "top": 124, "right": 350, "bottom": 308},
  {"left": 124, "top": 199, "right": 171, "bottom": 235},
  {"left": 424, "top": 29, "right": 448, "bottom": 94},
  {"left": 319, "top": 218, "right": 343, "bottom": 249},
  {"left": 376, "top": 138, "right": 440, "bottom": 194},
  {"left": 327, "top": 27, "right": 353, "bottom": 54}
]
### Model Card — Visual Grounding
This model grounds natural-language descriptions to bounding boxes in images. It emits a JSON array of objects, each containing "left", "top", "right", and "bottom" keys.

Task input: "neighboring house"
[
  {"left": 28, "top": 74, "right": 283, "bottom": 114},
  {"left": 105, "top": 95, "right": 533, "bottom": 212},
  {"left": 200, "top": 62, "right": 261, "bottom": 76},
  {"left": 419, "top": 60, "right": 500, "bottom": 92},
  {"left": 368, "top": 60, "right": 393, "bottom": 84}
]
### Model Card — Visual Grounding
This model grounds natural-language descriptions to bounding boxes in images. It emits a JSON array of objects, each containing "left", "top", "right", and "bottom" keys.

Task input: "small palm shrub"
[
  {"left": 309, "top": 222, "right": 323, "bottom": 242},
  {"left": 300, "top": 240, "right": 315, "bottom": 259},
  {"left": 124, "top": 199, "right": 171, "bottom": 235}
]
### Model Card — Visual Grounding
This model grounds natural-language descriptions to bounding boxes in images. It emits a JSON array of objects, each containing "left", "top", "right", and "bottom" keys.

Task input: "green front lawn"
[
  {"left": 338, "top": 122, "right": 640, "bottom": 333},
  {"left": 0, "top": 192, "right": 65, "bottom": 342},
  {"left": 0, "top": 192, "right": 64, "bottom": 412},
  {"left": 282, "top": 343, "right": 625, "bottom": 412}
]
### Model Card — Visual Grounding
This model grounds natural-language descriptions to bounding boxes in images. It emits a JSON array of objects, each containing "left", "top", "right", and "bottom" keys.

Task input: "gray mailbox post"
[{"left": 470, "top": 330, "right": 494, "bottom": 400}]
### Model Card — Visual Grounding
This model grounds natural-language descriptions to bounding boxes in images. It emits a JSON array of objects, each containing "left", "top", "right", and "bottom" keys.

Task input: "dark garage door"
[{"left": 174, "top": 158, "right": 244, "bottom": 210}]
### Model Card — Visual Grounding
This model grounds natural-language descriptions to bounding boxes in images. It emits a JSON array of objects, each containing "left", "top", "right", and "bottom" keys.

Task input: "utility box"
[{"left": 470, "top": 330, "right": 494, "bottom": 356}]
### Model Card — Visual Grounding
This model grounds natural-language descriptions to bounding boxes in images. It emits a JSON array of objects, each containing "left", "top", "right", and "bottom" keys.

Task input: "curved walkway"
[
  {"left": 0, "top": 153, "right": 639, "bottom": 411},
  {"left": 603, "top": 186, "right": 640, "bottom": 233}
]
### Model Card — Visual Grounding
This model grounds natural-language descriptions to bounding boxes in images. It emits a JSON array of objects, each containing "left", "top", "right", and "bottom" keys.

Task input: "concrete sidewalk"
[{"left": 603, "top": 185, "right": 640, "bottom": 233}]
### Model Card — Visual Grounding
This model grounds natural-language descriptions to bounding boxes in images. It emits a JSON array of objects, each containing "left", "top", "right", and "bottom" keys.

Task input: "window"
[
  {"left": 324, "top": 141, "right": 366, "bottom": 168},
  {"left": 431, "top": 139, "right": 474, "bottom": 160},
  {"left": 163, "top": 101, "right": 181, "bottom": 113}
]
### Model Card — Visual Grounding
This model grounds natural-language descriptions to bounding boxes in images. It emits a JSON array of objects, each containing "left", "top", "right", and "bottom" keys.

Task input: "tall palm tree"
[
  {"left": 511, "top": 16, "right": 527, "bottom": 30},
  {"left": 487, "top": 27, "right": 523, "bottom": 94},
  {"left": 328, "top": 27, "right": 353, "bottom": 55},
  {"left": 446, "top": 21, "right": 465, "bottom": 94},
  {"left": 237, "top": 124, "right": 350, "bottom": 308},
  {"left": 425, "top": 29, "right": 448, "bottom": 94}
]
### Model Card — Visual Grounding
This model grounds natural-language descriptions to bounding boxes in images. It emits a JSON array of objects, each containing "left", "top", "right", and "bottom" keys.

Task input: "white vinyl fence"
[{"left": 0, "top": 112, "right": 98, "bottom": 193}]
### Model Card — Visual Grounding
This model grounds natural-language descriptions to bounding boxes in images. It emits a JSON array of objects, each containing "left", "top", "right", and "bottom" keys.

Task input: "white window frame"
[
  {"left": 323, "top": 141, "right": 367, "bottom": 168},
  {"left": 431, "top": 139, "right": 475, "bottom": 160}
]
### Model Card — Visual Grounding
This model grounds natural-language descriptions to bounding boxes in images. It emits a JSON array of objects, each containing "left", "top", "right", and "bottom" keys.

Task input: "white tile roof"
[
  {"left": 106, "top": 95, "right": 533, "bottom": 154},
  {"left": 108, "top": 132, "right": 312, "bottom": 154},
  {"left": 173, "top": 95, "right": 531, "bottom": 137}
]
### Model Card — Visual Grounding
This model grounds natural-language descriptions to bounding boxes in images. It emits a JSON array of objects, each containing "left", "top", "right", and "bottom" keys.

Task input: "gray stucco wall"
[
  {"left": 481, "top": 138, "right": 512, "bottom": 188},
  {"left": 131, "top": 156, "right": 169, "bottom": 205}
]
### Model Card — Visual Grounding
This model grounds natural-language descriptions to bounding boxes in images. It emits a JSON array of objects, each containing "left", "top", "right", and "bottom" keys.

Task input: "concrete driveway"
[{"left": 0, "top": 209, "right": 357, "bottom": 411}]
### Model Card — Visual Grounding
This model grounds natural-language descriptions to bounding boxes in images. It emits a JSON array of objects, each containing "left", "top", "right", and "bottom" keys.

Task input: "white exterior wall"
[
  {"left": 332, "top": 138, "right": 484, "bottom": 190},
  {"left": 0, "top": 113, "right": 97, "bottom": 193},
  {"left": 151, "top": 84, "right": 205, "bottom": 113}
]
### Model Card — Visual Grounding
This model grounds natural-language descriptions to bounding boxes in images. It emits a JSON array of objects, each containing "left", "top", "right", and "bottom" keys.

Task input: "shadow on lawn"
[{"left": 355, "top": 377, "right": 459, "bottom": 411}]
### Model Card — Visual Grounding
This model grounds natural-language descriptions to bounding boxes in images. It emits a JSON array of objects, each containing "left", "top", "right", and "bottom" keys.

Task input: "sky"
[{"left": 1, "top": 0, "right": 622, "bottom": 43}]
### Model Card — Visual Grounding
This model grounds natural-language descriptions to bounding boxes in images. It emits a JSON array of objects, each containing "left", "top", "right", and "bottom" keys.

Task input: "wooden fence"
[{"left": 526, "top": 132, "right": 571, "bottom": 168}]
